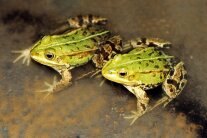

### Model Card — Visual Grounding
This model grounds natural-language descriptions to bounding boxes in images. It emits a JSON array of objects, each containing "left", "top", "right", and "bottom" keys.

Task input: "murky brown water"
[{"left": 0, "top": 0, "right": 207, "bottom": 137}]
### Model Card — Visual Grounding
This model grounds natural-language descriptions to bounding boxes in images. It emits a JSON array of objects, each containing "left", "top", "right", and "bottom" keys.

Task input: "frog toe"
[
  {"left": 12, "top": 49, "right": 31, "bottom": 66},
  {"left": 124, "top": 110, "right": 143, "bottom": 125},
  {"left": 36, "top": 76, "right": 57, "bottom": 98},
  {"left": 161, "top": 97, "right": 173, "bottom": 107}
]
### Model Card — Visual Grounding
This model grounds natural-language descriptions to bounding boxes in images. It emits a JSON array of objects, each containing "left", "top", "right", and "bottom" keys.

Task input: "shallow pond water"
[{"left": 0, "top": 0, "right": 207, "bottom": 137}]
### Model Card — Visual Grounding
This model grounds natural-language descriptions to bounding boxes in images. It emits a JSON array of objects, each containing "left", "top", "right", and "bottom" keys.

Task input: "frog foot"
[
  {"left": 12, "top": 48, "right": 31, "bottom": 66},
  {"left": 36, "top": 76, "right": 57, "bottom": 99},
  {"left": 162, "top": 98, "right": 173, "bottom": 107},
  {"left": 124, "top": 110, "right": 144, "bottom": 125}
]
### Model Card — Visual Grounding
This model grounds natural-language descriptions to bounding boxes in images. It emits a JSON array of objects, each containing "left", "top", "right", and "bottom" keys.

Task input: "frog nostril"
[
  {"left": 31, "top": 52, "right": 37, "bottom": 57},
  {"left": 108, "top": 70, "right": 113, "bottom": 74}
]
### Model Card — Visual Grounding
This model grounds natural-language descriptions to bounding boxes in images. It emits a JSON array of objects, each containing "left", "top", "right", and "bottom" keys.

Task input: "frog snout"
[
  {"left": 102, "top": 69, "right": 116, "bottom": 80},
  {"left": 30, "top": 52, "right": 37, "bottom": 57},
  {"left": 30, "top": 51, "right": 40, "bottom": 60}
]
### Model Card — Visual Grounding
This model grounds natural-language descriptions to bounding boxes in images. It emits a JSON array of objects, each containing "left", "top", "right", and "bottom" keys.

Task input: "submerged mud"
[{"left": 0, "top": 0, "right": 207, "bottom": 137}]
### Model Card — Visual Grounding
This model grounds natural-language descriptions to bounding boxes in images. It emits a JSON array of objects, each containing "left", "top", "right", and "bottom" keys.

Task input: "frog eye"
[
  {"left": 119, "top": 71, "right": 127, "bottom": 77},
  {"left": 45, "top": 52, "right": 55, "bottom": 60}
]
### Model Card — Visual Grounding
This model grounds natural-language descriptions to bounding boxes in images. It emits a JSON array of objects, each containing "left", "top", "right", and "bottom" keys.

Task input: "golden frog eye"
[
  {"left": 119, "top": 71, "right": 127, "bottom": 77},
  {"left": 45, "top": 52, "right": 55, "bottom": 60}
]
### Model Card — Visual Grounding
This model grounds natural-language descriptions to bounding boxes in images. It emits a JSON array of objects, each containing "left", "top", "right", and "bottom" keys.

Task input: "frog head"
[
  {"left": 102, "top": 54, "right": 138, "bottom": 86},
  {"left": 30, "top": 36, "right": 66, "bottom": 69}
]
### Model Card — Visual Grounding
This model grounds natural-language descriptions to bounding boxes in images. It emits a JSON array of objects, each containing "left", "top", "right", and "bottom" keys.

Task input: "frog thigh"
[
  {"left": 162, "top": 61, "right": 187, "bottom": 105},
  {"left": 92, "top": 54, "right": 105, "bottom": 69},
  {"left": 51, "top": 15, "right": 107, "bottom": 35},
  {"left": 123, "top": 37, "right": 172, "bottom": 50},
  {"left": 92, "top": 35, "right": 122, "bottom": 68},
  {"left": 124, "top": 85, "right": 150, "bottom": 113}
]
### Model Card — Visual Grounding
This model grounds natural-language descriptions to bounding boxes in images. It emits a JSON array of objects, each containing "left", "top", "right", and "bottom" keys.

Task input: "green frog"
[
  {"left": 12, "top": 14, "right": 174, "bottom": 95},
  {"left": 12, "top": 15, "right": 123, "bottom": 94},
  {"left": 102, "top": 39, "right": 187, "bottom": 125}
]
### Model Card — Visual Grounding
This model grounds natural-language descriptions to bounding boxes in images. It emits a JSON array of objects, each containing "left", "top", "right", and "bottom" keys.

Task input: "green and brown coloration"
[
  {"left": 52, "top": 15, "right": 107, "bottom": 35},
  {"left": 102, "top": 40, "right": 187, "bottom": 125},
  {"left": 12, "top": 15, "right": 122, "bottom": 94}
]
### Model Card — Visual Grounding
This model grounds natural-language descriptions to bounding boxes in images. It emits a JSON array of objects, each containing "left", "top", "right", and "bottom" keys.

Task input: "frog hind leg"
[
  {"left": 37, "top": 68, "right": 72, "bottom": 98},
  {"left": 92, "top": 35, "right": 122, "bottom": 69},
  {"left": 123, "top": 37, "right": 172, "bottom": 52},
  {"left": 51, "top": 15, "right": 107, "bottom": 35},
  {"left": 161, "top": 61, "right": 187, "bottom": 107},
  {"left": 123, "top": 86, "right": 150, "bottom": 125},
  {"left": 12, "top": 47, "right": 32, "bottom": 66}
]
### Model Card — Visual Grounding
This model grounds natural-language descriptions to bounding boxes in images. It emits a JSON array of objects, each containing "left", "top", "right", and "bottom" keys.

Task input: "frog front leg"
[
  {"left": 37, "top": 68, "right": 72, "bottom": 95},
  {"left": 52, "top": 15, "right": 107, "bottom": 35},
  {"left": 123, "top": 86, "right": 150, "bottom": 125},
  {"left": 161, "top": 61, "right": 187, "bottom": 107}
]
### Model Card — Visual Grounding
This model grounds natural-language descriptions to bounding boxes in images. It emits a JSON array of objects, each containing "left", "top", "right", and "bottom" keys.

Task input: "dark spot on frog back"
[
  {"left": 65, "top": 43, "right": 70, "bottom": 47},
  {"left": 149, "top": 60, "right": 154, "bottom": 63},
  {"left": 158, "top": 51, "right": 163, "bottom": 56},
  {"left": 82, "top": 30, "right": 88, "bottom": 36},
  {"left": 148, "top": 51, "right": 155, "bottom": 56},
  {"left": 91, "top": 38, "right": 97, "bottom": 43},
  {"left": 164, "top": 64, "right": 170, "bottom": 69},
  {"left": 91, "top": 31, "right": 95, "bottom": 35},
  {"left": 84, "top": 45, "right": 91, "bottom": 48},
  {"left": 74, "top": 30, "right": 78, "bottom": 35},
  {"left": 76, "top": 47, "right": 80, "bottom": 51},
  {"left": 62, "top": 35, "right": 69, "bottom": 40},
  {"left": 137, "top": 61, "right": 142, "bottom": 64},
  {"left": 154, "top": 65, "right": 159, "bottom": 68}
]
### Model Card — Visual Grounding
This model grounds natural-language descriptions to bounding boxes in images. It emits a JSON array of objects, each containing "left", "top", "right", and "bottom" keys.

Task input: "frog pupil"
[
  {"left": 119, "top": 72, "right": 127, "bottom": 77},
  {"left": 45, "top": 53, "right": 54, "bottom": 60}
]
